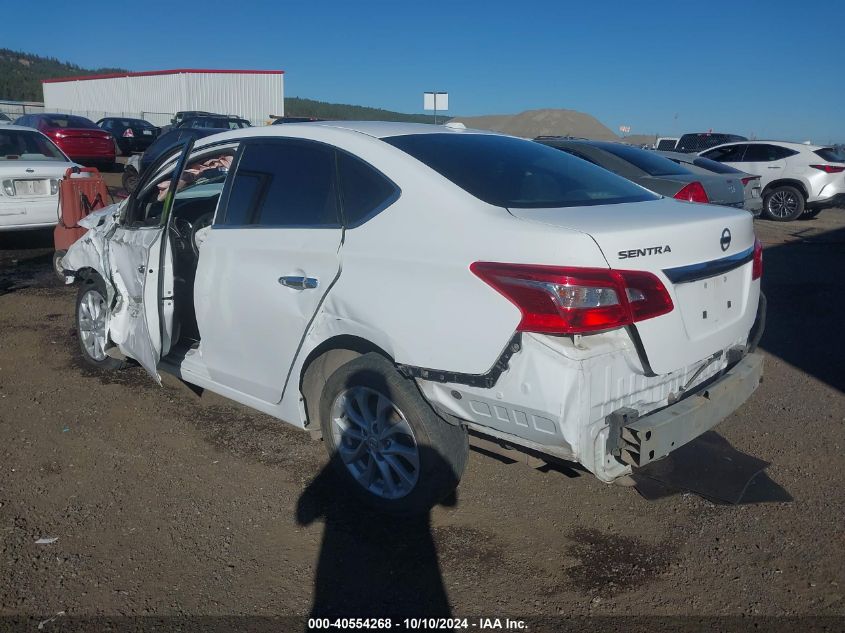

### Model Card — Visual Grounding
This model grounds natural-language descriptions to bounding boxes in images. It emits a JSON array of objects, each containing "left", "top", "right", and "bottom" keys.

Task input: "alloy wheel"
[
  {"left": 330, "top": 386, "right": 421, "bottom": 500},
  {"left": 767, "top": 190, "right": 799, "bottom": 219},
  {"left": 78, "top": 288, "right": 108, "bottom": 361}
]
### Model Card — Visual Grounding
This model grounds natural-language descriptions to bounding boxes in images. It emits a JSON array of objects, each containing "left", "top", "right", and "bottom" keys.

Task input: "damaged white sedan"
[{"left": 62, "top": 122, "right": 765, "bottom": 513}]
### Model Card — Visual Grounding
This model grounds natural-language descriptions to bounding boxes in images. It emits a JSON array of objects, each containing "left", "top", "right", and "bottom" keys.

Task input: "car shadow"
[
  {"left": 758, "top": 224, "right": 845, "bottom": 393},
  {"left": 296, "top": 369, "right": 459, "bottom": 619}
]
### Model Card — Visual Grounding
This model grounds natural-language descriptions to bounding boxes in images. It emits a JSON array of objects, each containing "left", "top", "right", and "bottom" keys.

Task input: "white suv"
[
  {"left": 62, "top": 122, "right": 765, "bottom": 513},
  {"left": 701, "top": 141, "right": 845, "bottom": 221}
]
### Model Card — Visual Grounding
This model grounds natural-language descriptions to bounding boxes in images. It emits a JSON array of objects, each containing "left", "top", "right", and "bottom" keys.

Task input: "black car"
[
  {"left": 674, "top": 132, "right": 748, "bottom": 154},
  {"left": 122, "top": 127, "right": 229, "bottom": 193},
  {"left": 176, "top": 116, "right": 251, "bottom": 130},
  {"left": 96, "top": 117, "right": 160, "bottom": 155}
]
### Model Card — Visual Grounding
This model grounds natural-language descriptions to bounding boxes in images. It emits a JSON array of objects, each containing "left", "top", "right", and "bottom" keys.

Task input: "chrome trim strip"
[{"left": 662, "top": 246, "right": 754, "bottom": 284}]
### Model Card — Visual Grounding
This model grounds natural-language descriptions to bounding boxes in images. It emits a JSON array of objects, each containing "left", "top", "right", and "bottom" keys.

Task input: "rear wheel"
[
  {"left": 763, "top": 185, "right": 804, "bottom": 221},
  {"left": 319, "top": 353, "right": 468, "bottom": 514},
  {"left": 75, "top": 275, "right": 126, "bottom": 370}
]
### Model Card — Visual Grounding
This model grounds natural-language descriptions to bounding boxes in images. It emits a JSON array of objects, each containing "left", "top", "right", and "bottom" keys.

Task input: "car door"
[
  {"left": 738, "top": 144, "right": 795, "bottom": 190},
  {"left": 106, "top": 140, "right": 195, "bottom": 380},
  {"left": 193, "top": 138, "right": 344, "bottom": 403}
]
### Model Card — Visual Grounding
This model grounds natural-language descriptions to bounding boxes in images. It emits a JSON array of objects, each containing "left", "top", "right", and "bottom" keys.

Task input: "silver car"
[{"left": 659, "top": 151, "right": 762, "bottom": 216}]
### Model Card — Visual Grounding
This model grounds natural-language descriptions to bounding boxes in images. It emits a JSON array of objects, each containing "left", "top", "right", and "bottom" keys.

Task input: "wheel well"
[
  {"left": 763, "top": 179, "right": 808, "bottom": 200},
  {"left": 299, "top": 336, "right": 393, "bottom": 432}
]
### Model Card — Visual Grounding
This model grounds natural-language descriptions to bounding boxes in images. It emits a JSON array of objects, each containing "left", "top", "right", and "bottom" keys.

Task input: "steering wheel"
[{"left": 191, "top": 212, "right": 214, "bottom": 257}]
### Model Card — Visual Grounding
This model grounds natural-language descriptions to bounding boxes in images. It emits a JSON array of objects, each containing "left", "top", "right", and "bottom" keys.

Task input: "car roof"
[
  {"left": 189, "top": 121, "right": 501, "bottom": 149},
  {"left": 706, "top": 140, "right": 822, "bottom": 151}
]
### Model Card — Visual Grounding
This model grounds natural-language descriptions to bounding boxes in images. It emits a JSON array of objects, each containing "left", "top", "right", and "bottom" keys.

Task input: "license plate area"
[
  {"left": 674, "top": 266, "right": 747, "bottom": 341},
  {"left": 14, "top": 179, "right": 49, "bottom": 196}
]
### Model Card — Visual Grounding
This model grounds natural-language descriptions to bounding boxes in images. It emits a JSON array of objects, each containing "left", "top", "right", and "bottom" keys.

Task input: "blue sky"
[{"left": 3, "top": 0, "right": 843, "bottom": 142}]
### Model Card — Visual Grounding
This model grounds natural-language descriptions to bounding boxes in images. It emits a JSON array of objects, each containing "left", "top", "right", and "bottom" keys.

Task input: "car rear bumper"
[
  {"left": 807, "top": 192, "right": 845, "bottom": 210},
  {"left": 605, "top": 352, "right": 764, "bottom": 468},
  {"left": 0, "top": 197, "right": 59, "bottom": 229}
]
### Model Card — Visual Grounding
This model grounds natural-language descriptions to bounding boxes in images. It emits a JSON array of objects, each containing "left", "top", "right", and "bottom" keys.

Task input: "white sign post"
[{"left": 424, "top": 92, "right": 449, "bottom": 124}]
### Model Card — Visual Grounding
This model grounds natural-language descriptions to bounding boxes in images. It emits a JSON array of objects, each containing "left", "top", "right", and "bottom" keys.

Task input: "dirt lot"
[{"left": 1, "top": 177, "right": 844, "bottom": 630}]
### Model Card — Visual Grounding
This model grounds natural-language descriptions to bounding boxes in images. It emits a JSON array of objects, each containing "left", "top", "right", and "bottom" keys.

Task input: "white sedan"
[
  {"left": 0, "top": 125, "right": 76, "bottom": 231},
  {"left": 62, "top": 122, "right": 765, "bottom": 513}
]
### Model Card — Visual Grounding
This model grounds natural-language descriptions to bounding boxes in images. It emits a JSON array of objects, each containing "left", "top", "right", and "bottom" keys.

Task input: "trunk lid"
[{"left": 508, "top": 197, "right": 759, "bottom": 374}]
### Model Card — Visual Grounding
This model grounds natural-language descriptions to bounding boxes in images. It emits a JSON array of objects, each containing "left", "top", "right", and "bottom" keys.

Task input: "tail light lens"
[
  {"left": 674, "top": 181, "right": 710, "bottom": 203},
  {"left": 752, "top": 238, "right": 763, "bottom": 280},
  {"left": 470, "top": 263, "right": 674, "bottom": 335},
  {"left": 741, "top": 176, "right": 759, "bottom": 186},
  {"left": 122, "top": 128, "right": 134, "bottom": 138},
  {"left": 809, "top": 164, "right": 845, "bottom": 174}
]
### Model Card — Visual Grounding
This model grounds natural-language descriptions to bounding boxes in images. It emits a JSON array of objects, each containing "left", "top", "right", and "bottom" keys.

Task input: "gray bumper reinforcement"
[{"left": 606, "top": 352, "right": 764, "bottom": 468}]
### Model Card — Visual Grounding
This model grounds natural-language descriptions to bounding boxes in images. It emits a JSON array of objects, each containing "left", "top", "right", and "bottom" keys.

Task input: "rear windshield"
[
  {"left": 814, "top": 147, "right": 845, "bottom": 163},
  {"left": 0, "top": 130, "right": 66, "bottom": 161},
  {"left": 692, "top": 157, "right": 742, "bottom": 174},
  {"left": 676, "top": 133, "right": 747, "bottom": 152},
  {"left": 596, "top": 143, "right": 691, "bottom": 177},
  {"left": 43, "top": 115, "right": 97, "bottom": 129},
  {"left": 384, "top": 134, "right": 658, "bottom": 209}
]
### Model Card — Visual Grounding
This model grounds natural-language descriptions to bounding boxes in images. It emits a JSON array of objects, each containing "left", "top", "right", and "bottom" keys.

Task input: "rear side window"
[
  {"left": 223, "top": 140, "right": 340, "bottom": 227},
  {"left": 703, "top": 145, "right": 746, "bottom": 163},
  {"left": 384, "top": 134, "right": 657, "bottom": 209},
  {"left": 814, "top": 147, "right": 845, "bottom": 163},
  {"left": 337, "top": 151, "right": 399, "bottom": 226},
  {"left": 595, "top": 143, "right": 690, "bottom": 177}
]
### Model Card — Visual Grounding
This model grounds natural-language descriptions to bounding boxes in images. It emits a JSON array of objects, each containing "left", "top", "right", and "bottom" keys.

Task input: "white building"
[{"left": 42, "top": 68, "right": 284, "bottom": 126}]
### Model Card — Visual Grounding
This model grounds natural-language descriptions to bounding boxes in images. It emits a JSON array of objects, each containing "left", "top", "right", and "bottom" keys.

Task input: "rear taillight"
[
  {"left": 741, "top": 176, "right": 759, "bottom": 186},
  {"left": 809, "top": 164, "right": 845, "bottom": 173},
  {"left": 752, "top": 238, "right": 763, "bottom": 281},
  {"left": 470, "top": 263, "right": 674, "bottom": 335},
  {"left": 122, "top": 128, "right": 134, "bottom": 138},
  {"left": 674, "top": 181, "right": 710, "bottom": 203}
]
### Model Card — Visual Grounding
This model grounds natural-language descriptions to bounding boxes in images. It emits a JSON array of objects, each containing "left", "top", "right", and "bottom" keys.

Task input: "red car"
[{"left": 14, "top": 113, "right": 116, "bottom": 170}]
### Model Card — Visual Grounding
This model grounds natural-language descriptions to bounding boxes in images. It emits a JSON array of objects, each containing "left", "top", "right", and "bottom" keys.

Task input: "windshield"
[
  {"left": 0, "top": 130, "right": 67, "bottom": 161},
  {"left": 43, "top": 115, "right": 97, "bottom": 129},
  {"left": 384, "top": 134, "right": 658, "bottom": 208},
  {"left": 692, "top": 156, "right": 742, "bottom": 174},
  {"left": 595, "top": 143, "right": 691, "bottom": 177}
]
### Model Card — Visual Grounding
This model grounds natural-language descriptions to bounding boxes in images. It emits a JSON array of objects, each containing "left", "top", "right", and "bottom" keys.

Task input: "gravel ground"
[{"left": 1, "top": 182, "right": 843, "bottom": 630}]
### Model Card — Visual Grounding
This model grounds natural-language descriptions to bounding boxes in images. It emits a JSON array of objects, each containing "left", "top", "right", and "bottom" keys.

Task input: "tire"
[
  {"left": 319, "top": 353, "right": 468, "bottom": 514},
  {"left": 75, "top": 275, "right": 126, "bottom": 371},
  {"left": 763, "top": 185, "right": 805, "bottom": 221},
  {"left": 52, "top": 250, "right": 67, "bottom": 280},
  {"left": 122, "top": 165, "right": 140, "bottom": 194}
]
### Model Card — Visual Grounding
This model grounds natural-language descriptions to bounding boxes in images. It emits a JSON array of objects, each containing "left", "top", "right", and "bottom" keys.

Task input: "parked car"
[
  {"left": 654, "top": 137, "right": 678, "bottom": 151},
  {"left": 535, "top": 138, "right": 748, "bottom": 210},
  {"left": 0, "top": 113, "right": 13, "bottom": 125},
  {"left": 658, "top": 151, "right": 762, "bottom": 215},
  {"left": 675, "top": 132, "right": 747, "bottom": 154},
  {"left": 170, "top": 110, "right": 217, "bottom": 127},
  {"left": 96, "top": 117, "right": 160, "bottom": 156},
  {"left": 700, "top": 141, "right": 845, "bottom": 221},
  {"left": 62, "top": 122, "right": 764, "bottom": 513},
  {"left": 176, "top": 115, "right": 250, "bottom": 130},
  {"left": 121, "top": 127, "right": 229, "bottom": 193},
  {"left": 0, "top": 125, "right": 78, "bottom": 231},
  {"left": 14, "top": 113, "right": 115, "bottom": 171}
]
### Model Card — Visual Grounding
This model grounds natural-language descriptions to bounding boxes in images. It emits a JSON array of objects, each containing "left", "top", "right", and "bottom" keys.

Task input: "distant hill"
[
  {"left": 0, "top": 49, "right": 125, "bottom": 102},
  {"left": 450, "top": 108, "right": 620, "bottom": 140},
  {"left": 284, "top": 97, "right": 436, "bottom": 123}
]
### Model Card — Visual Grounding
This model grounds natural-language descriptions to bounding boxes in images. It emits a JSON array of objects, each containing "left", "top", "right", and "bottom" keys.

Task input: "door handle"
[
  {"left": 278, "top": 275, "right": 318, "bottom": 290},
  {"left": 767, "top": 166, "right": 781, "bottom": 169}
]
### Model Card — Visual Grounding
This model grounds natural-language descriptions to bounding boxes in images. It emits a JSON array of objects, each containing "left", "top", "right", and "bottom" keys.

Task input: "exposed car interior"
[{"left": 126, "top": 146, "right": 235, "bottom": 348}]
